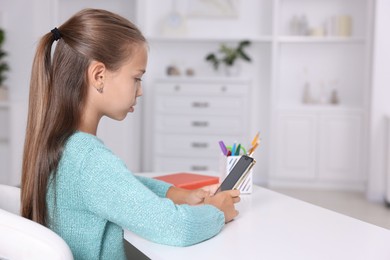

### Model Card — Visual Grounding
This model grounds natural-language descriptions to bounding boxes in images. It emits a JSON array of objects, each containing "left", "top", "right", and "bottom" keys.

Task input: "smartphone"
[{"left": 215, "top": 155, "right": 256, "bottom": 194}]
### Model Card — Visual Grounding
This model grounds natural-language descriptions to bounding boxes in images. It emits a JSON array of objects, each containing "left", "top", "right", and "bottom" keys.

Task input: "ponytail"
[{"left": 21, "top": 33, "right": 56, "bottom": 224}]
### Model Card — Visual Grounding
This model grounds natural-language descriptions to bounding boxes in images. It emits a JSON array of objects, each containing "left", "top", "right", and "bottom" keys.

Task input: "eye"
[{"left": 134, "top": 77, "right": 142, "bottom": 88}]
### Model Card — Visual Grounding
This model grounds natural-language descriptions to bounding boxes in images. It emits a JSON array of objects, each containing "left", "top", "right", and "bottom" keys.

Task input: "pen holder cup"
[{"left": 219, "top": 155, "right": 253, "bottom": 194}]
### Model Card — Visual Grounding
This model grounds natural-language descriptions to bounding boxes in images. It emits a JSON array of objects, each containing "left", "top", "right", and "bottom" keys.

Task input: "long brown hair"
[{"left": 21, "top": 9, "right": 146, "bottom": 225}]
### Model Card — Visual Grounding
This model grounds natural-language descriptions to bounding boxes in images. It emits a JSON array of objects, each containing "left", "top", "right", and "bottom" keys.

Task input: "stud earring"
[
  {"left": 96, "top": 76, "right": 104, "bottom": 93},
  {"left": 96, "top": 83, "right": 104, "bottom": 93}
]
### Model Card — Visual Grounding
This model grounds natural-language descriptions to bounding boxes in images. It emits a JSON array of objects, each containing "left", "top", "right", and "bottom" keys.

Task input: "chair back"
[
  {"left": 0, "top": 184, "right": 21, "bottom": 215},
  {"left": 0, "top": 185, "right": 74, "bottom": 260}
]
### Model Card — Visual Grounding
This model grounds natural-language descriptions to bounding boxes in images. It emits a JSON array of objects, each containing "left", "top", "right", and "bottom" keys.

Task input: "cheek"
[
  {"left": 114, "top": 80, "right": 132, "bottom": 97},
  {"left": 120, "top": 83, "right": 137, "bottom": 105}
]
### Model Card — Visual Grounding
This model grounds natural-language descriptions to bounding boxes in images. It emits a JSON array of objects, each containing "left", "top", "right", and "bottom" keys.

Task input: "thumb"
[
  {"left": 197, "top": 189, "right": 209, "bottom": 198},
  {"left": 229, "top": 189, "right": 240, "bottom": 198}
]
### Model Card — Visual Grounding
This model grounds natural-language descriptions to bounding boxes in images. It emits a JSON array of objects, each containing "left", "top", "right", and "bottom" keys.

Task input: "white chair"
[
  {"left": 0, "top": 184, "right": 21, "bottom": 215},
  {"left": 0, "top": 184, "right": 73, "bottom": 260}
]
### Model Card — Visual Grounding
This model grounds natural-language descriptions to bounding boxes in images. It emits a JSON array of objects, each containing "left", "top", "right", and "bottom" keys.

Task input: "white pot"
[
  {"left": 0, "top": 87, "right": 9, "bottom": 101},
  {"left": 224, "top": 64, "right": 241, "bottom": 77}
]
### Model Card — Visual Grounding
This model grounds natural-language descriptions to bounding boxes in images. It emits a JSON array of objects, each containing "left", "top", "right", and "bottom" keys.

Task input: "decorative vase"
[
  {"left": 224, "top": 64, "right": 241, "bottom": 77},
  {"left": 0, "top": 87, "right": 8, "bottom": 101}
]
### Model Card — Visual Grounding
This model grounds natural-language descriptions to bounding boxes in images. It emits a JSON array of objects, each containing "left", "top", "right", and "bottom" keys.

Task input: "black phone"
[{"left": 215, "top": 155, "right": 256, "bottom": 194}]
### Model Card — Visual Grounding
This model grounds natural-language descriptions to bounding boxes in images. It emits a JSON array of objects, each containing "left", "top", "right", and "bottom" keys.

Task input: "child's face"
[{"left": 103, "top": 44, "right": 147, "bottom": 120}]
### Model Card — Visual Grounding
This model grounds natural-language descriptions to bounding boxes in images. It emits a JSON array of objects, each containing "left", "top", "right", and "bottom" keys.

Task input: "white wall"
[{"left": 367, "top": 0, "right": 390, "bottom": 201}]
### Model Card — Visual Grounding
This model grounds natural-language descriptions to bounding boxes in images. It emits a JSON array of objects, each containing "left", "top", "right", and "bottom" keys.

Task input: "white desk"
[{"left": 125, "top": 182, "right": 390, "bottom": 260}]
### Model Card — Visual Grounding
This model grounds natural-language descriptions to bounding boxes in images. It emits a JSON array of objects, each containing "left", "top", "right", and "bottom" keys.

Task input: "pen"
[
  {"left": 251, "top": 131, "right": 260, "bottom": 147},
  {"left": 218, "top": 140, "right": 228, "bottom": 156},
  {"left": 248, "top": 142, "right": 259, "bottom": 156},
  {"left": 227, "top": 145, "right": 246, "bottom": 156},
  {"left": 231, "top": 142, "right": 237, "bottom": 156},
  {"left": 235, "top": 143, "right": 241, "bottom": 156}
]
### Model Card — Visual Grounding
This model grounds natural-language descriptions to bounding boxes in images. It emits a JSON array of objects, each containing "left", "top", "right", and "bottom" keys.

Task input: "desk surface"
[{"left": 125, "top": 177, "right": 390, "bottom": 260}]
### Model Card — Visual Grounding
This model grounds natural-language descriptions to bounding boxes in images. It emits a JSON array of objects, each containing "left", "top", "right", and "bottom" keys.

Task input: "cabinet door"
[
  {"left": 318, "top": 113, "right": 363, "bottom": 182},
  {"left": 274, "top": 113, "right": 317, "bottom": 180}
]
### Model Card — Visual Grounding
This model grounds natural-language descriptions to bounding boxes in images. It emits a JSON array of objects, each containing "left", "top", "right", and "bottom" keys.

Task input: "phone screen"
[{"left": 215, "top": 155, "right": 255, "bottom": 194}]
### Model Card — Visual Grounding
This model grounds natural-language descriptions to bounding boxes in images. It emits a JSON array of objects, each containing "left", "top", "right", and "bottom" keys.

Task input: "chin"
[
  {"left": 108, "top": 113, "right": 128, "bottom": 121},
  {"left": 117, "top": 113, "right": 128, "bottom": 121}
]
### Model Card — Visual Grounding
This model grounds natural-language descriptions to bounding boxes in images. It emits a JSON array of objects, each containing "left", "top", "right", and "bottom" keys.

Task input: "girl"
[{"left": 21, "top": 8, "right": 240, "bottom": 259}]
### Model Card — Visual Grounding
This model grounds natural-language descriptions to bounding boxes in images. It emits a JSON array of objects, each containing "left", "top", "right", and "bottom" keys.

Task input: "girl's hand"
[
  {"left": 185, "top": 188, "right": 210, "bottom": 205},
  {"left": 204, "top": 189, "right": 240, "bottom": 223},
  {"left": 166, "top": 186, "right": 211, "bottom": 205},
  {"left": 201, "top": 183, "right": 220, "bottom": 195},
  {"left": 184, "top": 182, "right": 223, "bottom": 205}
]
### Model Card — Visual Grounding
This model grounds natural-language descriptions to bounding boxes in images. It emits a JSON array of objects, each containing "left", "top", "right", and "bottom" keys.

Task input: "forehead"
[{"left": 123, "top": 43, "right": 148, "bottom": 68}]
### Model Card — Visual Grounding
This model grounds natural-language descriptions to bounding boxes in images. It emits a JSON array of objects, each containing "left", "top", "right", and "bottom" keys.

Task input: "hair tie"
[{"left": 51, "top": 27, "right": 61, "bottom": 41}]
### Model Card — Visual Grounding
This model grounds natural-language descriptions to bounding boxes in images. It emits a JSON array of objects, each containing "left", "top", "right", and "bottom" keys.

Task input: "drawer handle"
[
  {"left": 191, "top": 165, "right": 208, "bottom": 171},
  {"left": 192, "top": 102, "right": 209, "bottom": 108},
  {"left": 174, "top": 85, "right": 181, "bottom": 91},
  {"left": 191, "top": 121, "right": 209, "bottom": 127},
  {"left": 191, "top": 142, "right": 209, "bottom": 148}
]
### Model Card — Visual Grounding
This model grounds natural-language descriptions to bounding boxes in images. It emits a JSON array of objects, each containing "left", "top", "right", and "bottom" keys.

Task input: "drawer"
[
  {"left": 154, "top": 133, "right": 244, "bottom": 157},
  {"left": 155, "top": 115, "right": 246, "bottom": 135},
  {"left": 156, "top": 96, "right": 244, "bottom": 116},
  {"left": 155, "top": 83, "right": 249, "bottom": 96},
  {"left": 0, "top": 108, "right": 9, "bottom": 140},
  {"left": 154, "top": 156, "right": 219, "bottom": 172}
]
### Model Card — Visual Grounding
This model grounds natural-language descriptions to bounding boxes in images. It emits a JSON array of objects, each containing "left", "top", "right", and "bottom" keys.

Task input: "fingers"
[
  {"left": 233, "top": 196, "right": 240, "bottom": 204},
  {"left": 234, "top": 209, "right": 239, "bottom": 219},
  {"left": 201, "top": 183, "right": 220, "bottom": 194},
  {"left": 225, "top": 209, "right": 239, "bottom": 223},
  {"left": 196, "top": 189, "right": 209, "bottom": 198},
  {"left": 227, "top": 189, "right": 240, "bottom": 198}
]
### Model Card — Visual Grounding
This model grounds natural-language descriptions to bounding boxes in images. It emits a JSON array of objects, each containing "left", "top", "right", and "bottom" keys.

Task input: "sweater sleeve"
[
  {"left": 135, "top": 175, "right": 172, "bottom": 198},
  {"left": 79, "top": 147, "right": 225, "bottom": 247}
]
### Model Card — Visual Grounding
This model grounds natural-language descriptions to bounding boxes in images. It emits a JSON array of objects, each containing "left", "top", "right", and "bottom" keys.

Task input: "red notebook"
[{"left": 154, "top": 172, "right": 219, "bottom": 190}]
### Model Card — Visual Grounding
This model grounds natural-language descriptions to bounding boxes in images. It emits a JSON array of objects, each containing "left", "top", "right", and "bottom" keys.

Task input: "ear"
[{"left": 87, "top": 60, "right": 106, "bottom": 87}]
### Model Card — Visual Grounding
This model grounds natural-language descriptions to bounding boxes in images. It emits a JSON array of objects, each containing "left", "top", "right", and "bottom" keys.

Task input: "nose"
[{"left": 136, "top": 86, "right": 143, "bottom": 97}]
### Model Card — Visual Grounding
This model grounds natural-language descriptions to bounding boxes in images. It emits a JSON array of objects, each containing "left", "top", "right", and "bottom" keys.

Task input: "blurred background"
[{"left": 0, "top": 0, "right": 389, "bottom": 228}]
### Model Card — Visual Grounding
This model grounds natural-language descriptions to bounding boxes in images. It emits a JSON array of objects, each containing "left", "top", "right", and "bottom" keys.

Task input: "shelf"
[
  {"left": 277, "top": 105, "right": 364, "bottom": 113},
  {"left": 0, "top": 138, "right": 9, "bottom": 143},
  {"left": 277, "top": 36, "right": 366, "bottom": 44},
  {"left": 145, "top": 35, "right": 365, "bottom": 44},
  {"left": 155, "top": 76, "right": 251, "bottom": 83},
  {"left": 146, "top": 35, "right": 273, "bottom": 43},
  {"left": 0, "top": 101, "right": 10, "bottom": 108}
]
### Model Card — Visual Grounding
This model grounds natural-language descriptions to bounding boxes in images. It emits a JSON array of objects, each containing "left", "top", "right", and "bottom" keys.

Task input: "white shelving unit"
[
  {"left": 269, "top": 0, "right": 372, "bottom": 189},
  {"left": 138, "top": 0, "right": 373, "bottom": 189}
]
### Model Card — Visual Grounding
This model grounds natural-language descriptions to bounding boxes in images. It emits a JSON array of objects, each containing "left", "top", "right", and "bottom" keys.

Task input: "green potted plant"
[
  {"left": 0, "top": 28, "right": 10, "bottom": 100},
  {"left": 205, "top": 40, "right": 251, "bottom": 76}
]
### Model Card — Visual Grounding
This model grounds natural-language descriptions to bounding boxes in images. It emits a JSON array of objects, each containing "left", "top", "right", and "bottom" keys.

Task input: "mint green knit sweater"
[{"left": 46, "top": 132, "right": 225, "bottom": 259}]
